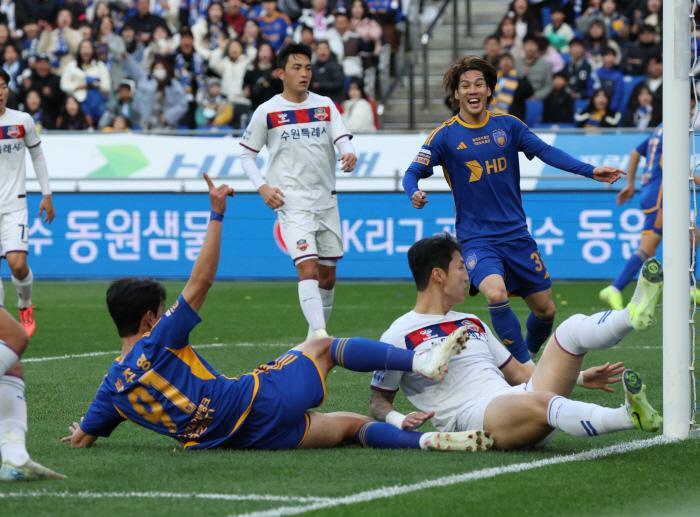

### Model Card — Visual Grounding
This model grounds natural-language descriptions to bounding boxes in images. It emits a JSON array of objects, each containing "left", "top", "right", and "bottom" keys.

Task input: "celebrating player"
[
  {"left": 62, "top": 174, "right": 493, "bottom": 454},
  {"left": 370, "top": 235, "right": 663, "bottom": 450},
  {"left": 0, "top": 306, "right": 64, "bottom": 480},
  {"left": 0, "top": 70, "right": 54, "bottom": 338},
  {"left": 240, "top": 43, "right": 356, "bottom": 340},
  {"left": 403, "top": 56, "right": 626, "bottom": 364}
]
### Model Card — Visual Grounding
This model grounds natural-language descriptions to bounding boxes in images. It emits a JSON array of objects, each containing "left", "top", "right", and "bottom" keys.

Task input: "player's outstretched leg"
[
  {"left": 623, "top": 369, "right": 662, "bottom": 432},
  {"left": 627, "top": 257, "right": 663, "bottom": 330},
  {"left": 355, "top": 421, "right": 493, "bottom": 452},
  {"left": 600, "top": 249, "right": 649, "bottom": 311}
]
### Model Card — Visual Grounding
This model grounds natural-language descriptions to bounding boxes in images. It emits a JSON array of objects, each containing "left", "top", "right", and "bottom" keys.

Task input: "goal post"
[{"left": 662, "top": 0, "right": 692, "bottom": 439}]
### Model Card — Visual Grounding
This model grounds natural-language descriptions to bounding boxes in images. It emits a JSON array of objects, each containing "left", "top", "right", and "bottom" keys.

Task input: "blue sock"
[
  {"left": 355, "top": 421, "right": 422, "bottom": 449},
  {"left": 524, "top": 312, "right": 554, "bottom": 355},
  {"left": 612, "top": 250, "right": 647, "bottom": 291},
  {"left": 331, "top": 337, "right": 414, "bottom": 372},
  {"left": 488, "top": 301, "right": 529, "bottom": 364}
]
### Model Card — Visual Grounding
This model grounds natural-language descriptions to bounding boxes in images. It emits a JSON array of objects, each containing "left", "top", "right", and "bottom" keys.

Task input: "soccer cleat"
[
  {"left": 691, "top": 287, "right": 700, "bottom": 305},
  {"left": 599, "top": 285, "right": 624, "bottom": 311},
  {"left": 0, "top": 459, "right": 66, "bottom": 481},
  {"left": 413, "top": 326, "right": 468, "bottom": 381},
  {"left": 423, "top": 430, "right": 494, "bottom": 452},
  {"left": 18, "top": 306, "right": 36, "bottom": 338},
  {"left": 628, "top": 258, "right": 663, "bottom": 331},
  {"left": 623, "top": 369, "right": 662, "bottom": 432}
]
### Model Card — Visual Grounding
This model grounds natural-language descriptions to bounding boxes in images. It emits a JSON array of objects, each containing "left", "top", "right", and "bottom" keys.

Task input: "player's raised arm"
[{"left": 181, "top": 172, "right": 234, "bottom": 312}]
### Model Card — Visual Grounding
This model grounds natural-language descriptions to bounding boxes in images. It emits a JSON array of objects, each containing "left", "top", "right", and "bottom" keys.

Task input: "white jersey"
[
  {"left": 371, "top": 311, "right": 514, "bottom": 432},
  {"left": 240, "top": 92, "right": 352, "bottom": 211},
  {"left": 0, "top": 109, "right": 41, "bottom": 213}
]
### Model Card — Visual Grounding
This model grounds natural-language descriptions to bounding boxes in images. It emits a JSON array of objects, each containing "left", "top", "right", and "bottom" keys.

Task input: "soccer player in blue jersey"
[
  {"left": 403, "top": 57, "right": 626, "bottom": 364},
  {"left": 61, "top": 173, "right": 494, "bottom": 453}
]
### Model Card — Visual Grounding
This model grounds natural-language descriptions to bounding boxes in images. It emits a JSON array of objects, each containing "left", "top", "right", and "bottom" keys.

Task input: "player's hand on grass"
[
  {"left": 592, "top": 166, "right": 626, "bottom": 184},
  {"left": 411, "top": 191, "right": 428, "bottom": 209},
  {"left": 402, "top": 411, "right": 435, "bottom": 430},
  {"left": 61, "top": 417, "right": 84, "bottom": 445},
  {"left": 616, "top": 185, "right": 635, "bottom": 205},
  {"left": 39, "top": 194, "right": 55, "bottom": 224},
  {"left": 203, "top": 171, "right": 234, "bottom": 214},
  {"left": 582, "top": 361, "right": 624, "bottom": 392},
  {"left": 258, "top": 184, "right": 285, "bottom": 209},
  {"left": 338, "top": 153, "right": 357, "bottom": 173}
]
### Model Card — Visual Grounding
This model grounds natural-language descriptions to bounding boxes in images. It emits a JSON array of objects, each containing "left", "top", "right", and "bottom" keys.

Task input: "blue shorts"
[
  {"left": 464, "top": 236, "right": 552, "bottom": 298},
  {"left": 642, "top": 208, "right": 663, "bottom": 236},
  {"left": 225, "top": 350, "right": 326, "bottom": 450}
]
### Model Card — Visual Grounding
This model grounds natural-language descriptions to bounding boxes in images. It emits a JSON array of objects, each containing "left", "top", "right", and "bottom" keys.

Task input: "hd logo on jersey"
[
  {"left": 465, "top": 160, "right": 483, "bottom": 182},
  {"left": 466, "top": 253, "right": 477, "bottom": 271},
  {"left": 493, "top": 129, "right": 507, "bottom": 148},
  {"left": 314, "top": 108, "right": 329, "bottom": 121}
]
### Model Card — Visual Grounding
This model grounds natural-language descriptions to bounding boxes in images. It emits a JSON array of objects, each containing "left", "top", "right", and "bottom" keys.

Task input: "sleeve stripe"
[
  {"left": 239, "top": 143, "right": 260, "bottom": 153},
  {"left": 370, "top": 386, "right": 399, "bottom": 393},
  {"left": 499, "top": 354, "right": 513, "bottom": 369},
  {"left": 27, "top": 141, "right": 41, "bottom": 148},
  {"left": 334, "top": 133, "right": 353, "bottom": 143}
]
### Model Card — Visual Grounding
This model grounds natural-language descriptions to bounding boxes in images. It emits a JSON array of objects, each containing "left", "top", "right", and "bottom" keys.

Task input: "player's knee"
[
  {"left": 318, "top": 270, "right": 336, "bottom": 290},
  {"left": 484, "top": 287, "right": 508, "bottom": 304},
  {"left": 6, "top": 360, "right": 23, "bottom": 377},
  {"left": 9, "top": 262, "right": 28, "bottom": 280},
  {"left": 296, "top": 260, "right": 318, "bottom": 280},
  {"left": 533, "top": 302, "right": 556, "bottom": 320},
  {"left": 305, "top": 337, "right": 333, "bottom": 358}
]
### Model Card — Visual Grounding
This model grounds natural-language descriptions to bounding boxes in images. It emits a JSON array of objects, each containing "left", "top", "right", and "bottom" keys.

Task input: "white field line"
[
  {"left": 232, "top": 436, "right": 677, "bottom": 517},
  {"left": 0, "top": 490, "right": 332, "bottom": 504},
  {"left": 21, "top": 343, "right": 292, "bottom": 363}
]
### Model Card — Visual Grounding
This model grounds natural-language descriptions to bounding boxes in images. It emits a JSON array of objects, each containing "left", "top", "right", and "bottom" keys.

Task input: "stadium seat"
[
  {"left": 621, "top": 75, "right": 646, "bottom": 117},
  {"left": 524, "top": 99, "right": 544, "bottom": 128}
]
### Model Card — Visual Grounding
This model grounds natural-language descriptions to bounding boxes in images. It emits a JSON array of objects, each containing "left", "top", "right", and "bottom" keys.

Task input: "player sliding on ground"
[
  {"left": 62, "top": 174, "right": 493, "bottom": 453},
  {"left": 370, "top": 235, "right": 662, "bottom": 450}
]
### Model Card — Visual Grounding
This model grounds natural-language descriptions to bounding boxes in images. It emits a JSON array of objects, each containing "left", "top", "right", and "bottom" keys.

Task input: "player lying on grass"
[
  {"left": 370, "top": 235, "right": 663, "bottom": 450},
  {"left": 0, "top": 306, "right": 64, "bottom": 481},
  {"left": 62, "top": 174, "right": 493, "bottom": 453}
]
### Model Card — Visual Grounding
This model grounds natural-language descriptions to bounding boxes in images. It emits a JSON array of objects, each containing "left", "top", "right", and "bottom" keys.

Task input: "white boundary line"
[
  {"left": 231, "top": 436, "right": 677, "bottom": 517},
  {"left": 0, "top": 490, "right": 332, "bottom": 503}
]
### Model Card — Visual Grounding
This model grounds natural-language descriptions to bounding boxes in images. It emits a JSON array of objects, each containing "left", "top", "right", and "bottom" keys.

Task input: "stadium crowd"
[{"left": 0, "top": 0, "right": 395, "bottom": 132}]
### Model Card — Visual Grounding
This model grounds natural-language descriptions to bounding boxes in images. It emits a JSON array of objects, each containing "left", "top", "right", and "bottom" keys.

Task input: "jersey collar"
[{"left": 455, "top": 111, "right": 490, "bottom": 129}]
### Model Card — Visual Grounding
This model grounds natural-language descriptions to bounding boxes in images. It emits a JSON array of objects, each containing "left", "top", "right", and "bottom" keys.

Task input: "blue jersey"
[
  {"left": 635, "top": 124, "right": 663, "bottom": 211},
  {"left": 80, "top": 295, "right": 257, "bottom": 450},
  {"left": 257, "top": 12, "right": 292, "bottom": 52},
  {"left": 403, "top": 112, "right": 595, "bottom": 244}
]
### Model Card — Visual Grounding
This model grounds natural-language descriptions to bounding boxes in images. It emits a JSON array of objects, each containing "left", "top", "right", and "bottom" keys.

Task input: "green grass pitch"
[{"left": 1, "top": 280, "right": 699, "bottom": 517}]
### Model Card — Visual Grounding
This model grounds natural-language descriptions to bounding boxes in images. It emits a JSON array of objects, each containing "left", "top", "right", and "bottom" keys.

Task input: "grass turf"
[{"left": 1, "top": 280, "right": 698, "bottom": 517}]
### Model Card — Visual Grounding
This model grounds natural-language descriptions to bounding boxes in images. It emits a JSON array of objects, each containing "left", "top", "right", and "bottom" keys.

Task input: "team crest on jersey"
[
  {"left": 493, "top": 129, "right": 507, "bottom": 148},
  {"left": 7, "top": 126, "right": 22, "bottom": 138},
  {"left": 314, "top": 108, "right": 329, "bottom": 121},
  {"left": 296, "top": 239, "right": 309, "bottom": 251},
  {"left": 466, "top": 253, "right": 477, "bottom": 271}
]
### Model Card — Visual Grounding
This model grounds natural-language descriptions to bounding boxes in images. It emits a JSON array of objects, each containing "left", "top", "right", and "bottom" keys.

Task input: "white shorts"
[
  {"left": 277, "top": 206, "right": 343, "bottom": 266},
  {"left": 0, "top": 207, "right": 29, "bottom": 257},
  {"left": 456, "top": 378, "right": 534, "bottom": 431}
]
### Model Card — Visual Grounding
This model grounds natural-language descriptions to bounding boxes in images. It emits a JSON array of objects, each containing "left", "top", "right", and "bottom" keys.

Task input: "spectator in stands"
[
  {"left": 0, "top": 21, "right": 8, "bottom": 63},
  {"left": 592, "top": 47, "right": 623, "bottom": 111},
  {"left": 621, "top": 84, "right": 660, "bottom": 128},
  {"left": 2, "top": 42, "right": 23, "bottom": 91},
  {"left": 543, "top": 6, "right": 575, "bottom": 54},
  {"left": 18, "top": 53, "right": 64, "bottom": 123},
  {"left": 277, "top": 0, "right": 304, "bottom": 23},
  {"left": 0, "top": 0, "right": 20, "bottom": 36},
  {"left": 621, "top": 24, "right": 659, "bottom": 75},
  {"left": 171, "top": 27, "right": 206, "bottom": 129},
  {"left": 99, "top": 79, "right": 140, "bottom": 129},
  {"left": 181, "top": 0, "right": 212, "bottom": 30},
  {"left": 310, "top": 40, "right": 345, "bottom": 103},
  {"left": 22, "top": 0, "right": 57, "bottom": 27},
  {"left": 192, "top": 2, "right": 236, "bottom": 61},
  {"left": 508, "top": 0, "right": 540, "bottom": 47},
  {"left": 494, "top": 16, "right": 521, "bottom": 59},
  {"left": 88, "top": 1, "right": 112, "bottom": 30},
  {"left": 565, "top": 37, "right": 594, "bottom": 99},
  {"left": 22, "top": 89, "right": 53, "bottom": 130},
  {"left": 55, "top": 95, "right": 94, "bottom": 129},
  {"left": 542, "top": 71, "right": 575, "bottom": 123},
  {"left": 630, "top": 0, "right": 661, "bottom": 42},
  {"left": 20, "top": 19, "right": 41, "bottom": 66},
  {"left": 36, "top": 8, "right": 81, "bottom": 75},
  {"left": 575, "top": 88, "right": 621, "bottom": 127},
  {"left": 631, "top": 53, "right": 662, "bottom": 103},
  {"left": 95, "top": 16, "right": 126, "bottom": 90},
  {"left": 482, "top": 35, "right": 501, "bottom": 68},
  {"left": 243, "top": 40, "right": 282, "bottom": 110},
  {"left": 490, "top": 52, "right": 521, "bottom": 115},
  {"left": 225, "top": 0, "right": 246, "bottom": 36},
  {"left": 62, "top": 0, "right": 86, "bottom": 29},
  {"left": 209, "top": 38, "right": 250, "bottom": 106},
  {"left": 296, "top": 0, "right": 335, "bottom": 41},
  {"left": 78, "top": 20, "right": 93, "bottom": 41},
  {"left": 126, "top": 0, "right": 168, "bottom": 45},
  {"left": 327, "top": 12, "right": 362, "bottom": 78},
  {"left": 515, "top": 34, "right": 552, "bottom": 101},
  {"left": 299, "top": 25, "right": 317, "bottom": 53},
  {"left": 195, "top": 76, "right": 234, "bottom": 127},
  {"left": 538, "top": 36, "right": 564, "bottom": 73},
  {"left": 119, "top": 52, "right": 188, "bottom": 129},
  {"left": 103, "top": 114, "right": 131, "bottom": 131},
  {"left": 366, "top": 0, "right": 399, "bottom": 51},
  {"left": 584, "top": 19, "right": 621, "bottom": 69},
  {"left": 142, "top": 24, "right": 177, "bottom": 69},
  {"left": 257, "top": 0, "right": 293, "bottom": 52},
  {"left": 587, "top": 0, "right": 629, "bottom": 44},
  {"left": 240, "top": 18, "right": 265, "bottom": 61},
  {"left": 341, "top": 77, "right": 375, "bottom": 132},
  {"left": 60, "top": 38, "right": 112, "bottom": 121},
  {"left": 149, "top": 0, "right": 181, "bottom": 34},
  {"left": 349, "top": 0, "right": 382, "bottom": 69}
]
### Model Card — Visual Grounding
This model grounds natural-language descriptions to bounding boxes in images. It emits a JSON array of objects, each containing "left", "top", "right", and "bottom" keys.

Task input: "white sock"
[
  {"left": 547, "top": 396, "right": 634, "bottom": 438},
  {"left": 12, "top": 268, "right": 33, "bottom": 310},
  {"left": 320, "top": 287, "right": 334, "bottom": 324},
  {"left": 0, "top": 375, "right": 29, "bottom": 465},
  {"left": 298, "top": 279, "right": 325, "bottom": 331},
  {"left": 0, "top": 341, "right": 20, "bottom": 378},
  {"left": 554, "top": 311, "right": 633, "bottom": 356},
  {"left": 419, "top": 432, "right": 436, "bottom": 449}
]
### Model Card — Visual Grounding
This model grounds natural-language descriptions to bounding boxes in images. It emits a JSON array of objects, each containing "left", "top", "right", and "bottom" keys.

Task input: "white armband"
[
  {"left": 576, "top": 371, "right": 584, "bottom": 387},
  {"left": 335, "top": 136, "right": 355, "bottom": 156},
  {"left": 28, "top": 145, "right": 52, "bottom": 196},
  {"left": 385, "top": 411, "right": 406, "bottom": 429},
  {"left": 240, "top": 147, "right": 266, "bottom": 191}
]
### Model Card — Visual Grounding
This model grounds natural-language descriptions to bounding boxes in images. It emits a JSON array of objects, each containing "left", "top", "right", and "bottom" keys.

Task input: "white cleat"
[
  {"left": 0, "top": 459, "right": 66, "bottom": 481},
  {"left": 423, "top": 430, "right": 494, "bottom": 452},
  {"left": 312, "top": 328, "right": 329, "bottom": 338},
  {"left": 413, "top": 326, "right": 468, "bottom": 381}
]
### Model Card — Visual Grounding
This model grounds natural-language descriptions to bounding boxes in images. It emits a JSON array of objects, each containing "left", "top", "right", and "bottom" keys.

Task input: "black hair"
[
  {"left": 484, "top": 34, "right": 499, "bottom": 44},
  {"left": 647, "top": 53, "right": 662, "bottom": 64},
  {"left": 300, "top": 24, "right": 314, "bottom": 34},
  {"left": 640, "top": 24, "right": 656, "bottom": 34},
  {"left": 552, "top": 71, "right": 567, "bottom": 80},
  {"left": 346, "top": 77, "right": 367, "bottom": 100},
  {"left": 569, "top": 37, "right": 585, "bottom": 47},
  {"left": 603, "top": 46, "right": 617, "bottom": 57},
  {"left": 0, "top": 69, "right": 9, "bottom": 87},
  {"left": 277, "top": 42, "right": 312, "bottom": 70},
  {"left": 407, "top": 235, "right": 462, "bottom": 292},
  {"left": 550, "top": 6, "right": 565, "bottom": 14},
  {"left": 106, "top": 277, "right": 166, "bottom": 337},
  {"left": 522, "top": 33, "right": 538, "bottom": 45},
  {"left": 76, "top": 39, "right": 97, "bottom": 68},
  {"left": 252, "top": 40, "right": 278, "bottom": 70}
]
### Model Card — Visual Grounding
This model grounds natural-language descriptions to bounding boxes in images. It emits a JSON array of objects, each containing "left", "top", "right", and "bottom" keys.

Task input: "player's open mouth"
[{"left": 468, "top": 99, "right": 480, "bottom": 108}]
